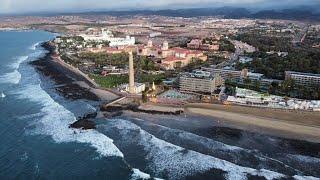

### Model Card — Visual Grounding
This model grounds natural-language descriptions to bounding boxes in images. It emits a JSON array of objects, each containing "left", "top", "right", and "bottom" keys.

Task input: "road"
[
  {"left": 292, "top": 25, "right": 310, "bottom": 45},
  {"left": 216, "top": 40, "right": 256, "bottom": 69}
]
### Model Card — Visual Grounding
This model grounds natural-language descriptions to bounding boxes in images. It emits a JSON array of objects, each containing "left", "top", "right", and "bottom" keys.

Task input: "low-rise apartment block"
[
  {"left": 179, "top": 72, "right": 224, "bottom": 94},
  {"left": 285, "top": 71, "right": 320, "bottom": 87}
]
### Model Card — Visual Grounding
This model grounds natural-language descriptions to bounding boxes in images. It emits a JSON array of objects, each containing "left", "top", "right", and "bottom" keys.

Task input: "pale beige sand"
[
  {"left": 76, "top": 81, "right": 119, "bottom": 102},
  {"left": 52, "top": 55, "right": 119, "bottom": 102},
  {"left": 139, "top": 104, "right": 184, "bottom": 113},
  {"left": 185, "top": 103, "right": 320, "bottom": 143}
]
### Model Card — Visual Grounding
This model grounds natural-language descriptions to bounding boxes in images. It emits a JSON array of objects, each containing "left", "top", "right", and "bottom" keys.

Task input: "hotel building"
[
  {"left": 179, "top": 72, "right": 224, "bottom": 94},
  {"left": 80, "top": 29, "right": 135, "bottom": 47},
  {"left": 285, "top": 71, "right": 320, "bottom": 87}
]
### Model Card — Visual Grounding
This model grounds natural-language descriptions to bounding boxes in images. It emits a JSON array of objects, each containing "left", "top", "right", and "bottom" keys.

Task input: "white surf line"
[
  {"left": 9, "top": 56, "right": 29, "bottom": 69},
  {"left": 15, "top": 45, "right": 159, "bottom": 179},
  {"left": 107, "top": 119, "right": 288, "bottom": 180},
  {"left": 132, "top": 117, "right": 305, "bottom": 175},
  {"left": 0, "top": 70, "right": 22, "bottom": 84},
  {"left": 287, "top": 154, "right": 320, "bottom": 164},
  {"left": 30, "top": 42, "right": 41, "bottom": 50},
  {"left": 0, "top": 56, "right": 29, "bottom": 84},
  {"left": 16, "top": 83, "right": 123, "bottom": 158},
  {"left": 133, "top": 117, "right": 243, "bottom": 151},
  {"left": 293, "top": 175, "right": 320, "bottom": 180},
  {"left": 130, "top": 168, "right": 163, "bottom": 180}
]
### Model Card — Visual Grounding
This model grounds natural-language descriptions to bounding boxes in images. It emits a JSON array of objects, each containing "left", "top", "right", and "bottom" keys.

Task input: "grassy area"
[
  {"left": 139, "top": 73, "right": 166, "bottom": 85},
  {"left": 89, "top": 74, "right": 128, "bottom": 88},
  {"left": 89, "top": 73, "right": 166, "bottom": 88}
]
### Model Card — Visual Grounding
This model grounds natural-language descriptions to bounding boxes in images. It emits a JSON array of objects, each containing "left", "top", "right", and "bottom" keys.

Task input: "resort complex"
[
  {"left": 1, "top": 3, "right": 320, "bottom": 180},
  {"left": 50, "top": 23, "right": 320, "bottom": 111}
]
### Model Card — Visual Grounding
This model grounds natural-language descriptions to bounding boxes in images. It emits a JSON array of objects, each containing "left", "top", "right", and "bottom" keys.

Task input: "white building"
[
  {"left": 239, "top": 56, "right": 253, "bottom": 64},
  {"left": 179, "top": 72, "right": 224, "bottom": 94},
  {"left": 80, "top": 29, "right": 135, "bottom": 47},
  {"left": 120, "top": 83, "right": 146, "bottom": 94},
  {"left": 285, "top": 71, "right": 320, "bottom": 87},
  {"left": 150, "top": 32, "right": 162, "bottom": 38}
]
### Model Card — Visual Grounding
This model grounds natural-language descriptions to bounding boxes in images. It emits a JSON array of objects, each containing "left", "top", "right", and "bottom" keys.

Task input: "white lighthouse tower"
[{"left": 128, "top": 51, "right": 135, "bottom": 94}]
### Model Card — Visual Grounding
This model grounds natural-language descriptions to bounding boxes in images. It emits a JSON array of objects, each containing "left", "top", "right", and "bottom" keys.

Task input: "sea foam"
[
  {"left": 9, "top": 56, "right": 28, "bottom": 69},
  {"left": 17, "top": 83, "right": 123, "bottom": 158},
  {"left": 293, "top": 175, "right": 320, "bottom": 180},
  {"left": 130, "top": 168, "right": 163, "bottom": 180},
  {"left": 0, "top": 70, "right": 22, "bottom": 84},
  {"left": 105, "top": 119, "right": 286, "bottom": 180},
  {"left": 30, "top": 42, "right": 41, "bottom": 50},
  {"left": 0, "top": 56, "right": 29, "bottom": 84}
]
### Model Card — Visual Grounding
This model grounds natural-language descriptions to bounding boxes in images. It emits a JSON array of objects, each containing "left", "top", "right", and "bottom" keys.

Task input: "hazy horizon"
[{"left": 1, "top": 0, "right": 320, "bottom": 15}]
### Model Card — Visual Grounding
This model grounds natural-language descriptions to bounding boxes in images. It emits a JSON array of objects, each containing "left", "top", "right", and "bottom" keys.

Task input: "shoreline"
[
  {"left": 185, "top": 103, "right": 320, "bottom": 143},
  {"left": 32, "top": 41, "right": 320, "bottom": 144},
  {"left": 31, "top": 42, "right": 119, "bottom": 102}
]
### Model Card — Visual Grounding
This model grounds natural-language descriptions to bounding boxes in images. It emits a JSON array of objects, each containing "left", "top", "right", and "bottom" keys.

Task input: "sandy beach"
[
  {"left": 33, "top": 42, "right": 320, "bottom": 144},
  {"left": 185, "top": 103, "right": 320, "bottom": 143}
]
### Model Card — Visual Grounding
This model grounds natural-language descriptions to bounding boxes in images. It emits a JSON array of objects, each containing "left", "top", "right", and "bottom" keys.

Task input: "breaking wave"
[
  {"left": 0, "top": 70, "right": 22, "bottom": 84},
  {"left": 30, "top": 42, "right": 41, "bottom": 50},
  {"left": 130, "top": 168, "right": 163, "bottom": 180},
  {"left": 16, "top": 83, "right": 123, "bottom": 158},
  {"left": 9, "top": 56, "right": 28, "bottom": 69},
  {"left": 0, "top": 56, "right": 30, "bottom": 84},
  {"left": 104, "top": 119, "right": 288, "bottom": 180}
]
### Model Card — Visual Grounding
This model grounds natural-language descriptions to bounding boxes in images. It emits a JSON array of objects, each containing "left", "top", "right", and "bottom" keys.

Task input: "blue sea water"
[
  {"left": 0, "top": 31, "right": 131, "bottom": 179},
  {"left": 0, "top": 30, "right": 319, "bottom": 180}
]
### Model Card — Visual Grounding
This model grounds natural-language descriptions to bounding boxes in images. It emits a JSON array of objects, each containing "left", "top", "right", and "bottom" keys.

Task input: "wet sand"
[{"left": 185, "top": 103, "right": 320, "bottom": 143}]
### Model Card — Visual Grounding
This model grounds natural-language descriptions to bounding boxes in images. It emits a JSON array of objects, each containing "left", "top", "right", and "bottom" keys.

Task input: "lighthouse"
[{"left": 128, "top": 51, "right": 135, "bottom": 94}]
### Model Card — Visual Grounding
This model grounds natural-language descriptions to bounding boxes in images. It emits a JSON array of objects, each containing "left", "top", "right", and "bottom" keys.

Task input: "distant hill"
[
  {"left": 250, "top": 9, "right": 320, "bottom": 21},
  {"left": 57, "top": 7, "right": 252, "bottom": 18},
  {"left": 10, "top": 7, "right": 320, "bottom": 21}
]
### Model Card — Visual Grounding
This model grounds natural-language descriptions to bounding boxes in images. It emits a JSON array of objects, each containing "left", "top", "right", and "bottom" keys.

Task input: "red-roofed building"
[
  {"left": 105, "top": 47, "right": 123, "bottom": 54},
  {"left": 86, "top": 45, "right": 138, "bottom": 55},
  {"left": 187, "top": 39, "right": 220, "bottom": 51},
  {"left": 162, "top": 56, "right": 187, "bottom": 70},
  {"left": 187, "top": 39, "right": 202, "bottom": 49},
  {"left": 137, "top": 40, "right": 207, "bottom": 70}
]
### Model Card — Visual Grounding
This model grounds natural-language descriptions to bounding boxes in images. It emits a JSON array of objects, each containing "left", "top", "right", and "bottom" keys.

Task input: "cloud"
[{"left": 0, "top": 0, "right": 319, "bottom": 14}]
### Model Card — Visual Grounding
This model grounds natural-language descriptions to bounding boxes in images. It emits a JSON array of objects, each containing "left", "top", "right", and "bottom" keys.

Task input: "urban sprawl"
[{"left": 2, "top": 15, "right": 320, "bottom": 111}]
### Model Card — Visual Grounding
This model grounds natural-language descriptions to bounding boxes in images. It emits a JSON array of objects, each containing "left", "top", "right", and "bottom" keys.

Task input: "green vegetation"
[
  {"left": 202, "top": 37, "right": 219, "bottom": 45},
  {"left": 236, "top": 33, "right": 292, "bottom": 52},
  {"left": 181, "top": 58, "right": 207, "bottom": 72},
  {"left": 89, "top": 74, "right": 128, "bottom": 88},
  {"left": 139, "top": 73, "right": 166, "bottom": 85},
  {"left": 276, "top": 79, "right": 320, "bottom": 100},
  {"left": 140, "top": 56, "right": 159, "bottom": 71},
  {"left": 89, "top": 73, "right": 166, "bottom": 88},
  {"left": 236, "top": 52, "right": 320, "bottom": 80},
  {"left": 78, "top": 53, "right": 159, "bottom": 71},
  {"left": 225, "top": 79, "right": 261, "bottom": 93},
  {"left": 78, "top": 52, "right": 129, "bottom": 68},
  {"left": 235, "top": 33, "right": 320, "bottom": 80},
  {"left": 225, "top": 79, "right": 320, "bottom": 100},
  {"left": 58, "top": 36, "right": 84, "bottom": 42},
  {"left": 219, "top": 38, "right": 235, "bottom": 52},
  {"left": 206, "top": 54, "right": 227, "bottom": 65}
]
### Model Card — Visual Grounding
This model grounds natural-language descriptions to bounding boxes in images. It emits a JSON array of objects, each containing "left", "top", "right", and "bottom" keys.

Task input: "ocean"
[{"left": 0, "top": 30, "right": 319, "bottom": 180}]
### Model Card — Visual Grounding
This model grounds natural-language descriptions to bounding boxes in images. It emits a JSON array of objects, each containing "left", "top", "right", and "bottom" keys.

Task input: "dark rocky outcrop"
[
  {"left": 69, "top": 119, "right": 96, "bottom": 130},
  {"left": 101, "top": 104, "right": 183, "bottom": 115}
]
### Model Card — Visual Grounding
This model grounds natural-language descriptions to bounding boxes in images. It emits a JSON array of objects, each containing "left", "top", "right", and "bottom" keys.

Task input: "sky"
[{"left": 0, "top": 0, "right": 319, "bottom": 14}]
